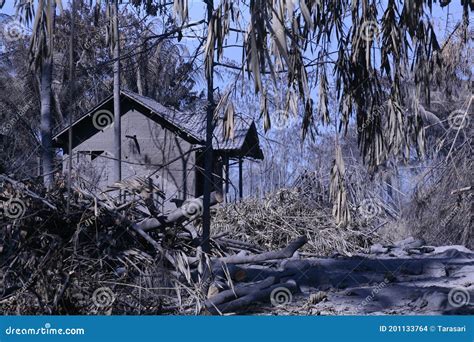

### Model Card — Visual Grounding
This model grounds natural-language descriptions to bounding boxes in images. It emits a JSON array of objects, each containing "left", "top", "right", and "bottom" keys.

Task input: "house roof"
[{"left": 53, "top": 90, "right": 264, "bottom": 160}]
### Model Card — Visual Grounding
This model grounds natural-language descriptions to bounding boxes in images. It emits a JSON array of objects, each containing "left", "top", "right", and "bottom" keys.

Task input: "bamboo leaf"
[
  {"left": 299, "top": 0, "right": 313, "bottom": 29},
  {"left": 223, "top": 101, "right": 235, "bottom": 140},
  {"left": 173, "top": 0, "right": 188, "bottom": 24}
]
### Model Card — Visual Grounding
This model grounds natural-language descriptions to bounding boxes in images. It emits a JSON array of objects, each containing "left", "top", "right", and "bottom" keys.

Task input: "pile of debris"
[
  {"left": 212, "top": 188, "right": 375, "bottom": 256},
  {"left": 0, "top": 174, "right": 378, "bottom": 315}
]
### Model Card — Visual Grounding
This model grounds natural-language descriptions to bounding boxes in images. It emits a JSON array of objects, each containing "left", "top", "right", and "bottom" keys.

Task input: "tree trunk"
[
  {"left": 136, "top": 40, "right": 144, "bottom": 95},
  {"left": 213, "top": 236, "right": 307, "bottom": 265},
  {"left": 138, "top": 191, "right": 223, "bottom": 232},
  {"left": 39, "top": 0, "right": 55, "bottom": 189}
]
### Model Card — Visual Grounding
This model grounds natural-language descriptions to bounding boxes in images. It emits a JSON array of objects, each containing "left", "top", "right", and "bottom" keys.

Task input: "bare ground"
[{"left": 243, "top": 242, "right": 474, "bottom": 315}]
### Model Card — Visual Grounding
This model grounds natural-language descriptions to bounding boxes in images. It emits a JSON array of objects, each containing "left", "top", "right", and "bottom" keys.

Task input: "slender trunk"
[
  {"left": 67, "top": 0, "right": 77, "bottom": 214},
  {"left": 238, "top": 157, "right": 243, "bottom": 200},
  {"left": 40, "top": 1, "right": 55, "bottom": 189},
  {"left": 136, "top": 61, "right": 144, "bottom": 95},
  {"left": 202, "top": 0, "right": 215, "bottom": 253},
  {"left": 136, "top": 40, "right": 144, "bottom": 95},
  {"left": 113, "top": 0, "right": 121, "bottom": 182}
]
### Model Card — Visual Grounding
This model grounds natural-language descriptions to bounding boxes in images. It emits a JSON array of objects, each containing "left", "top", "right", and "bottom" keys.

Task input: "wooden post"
[
  {"left": 112, "top": 0, "right": 122, "bottom": 183},
  {"left": 223, "top": 155, "right": 229, "bottom": 203},
  {"left": 202, "top": 0, "right": 215, "bottom": 253},
  {"left": 67, "top": 0, "right": 76, "bottom": 215},
  {"left": 238, "top": 157, "right": 243, "bottom": 200}
]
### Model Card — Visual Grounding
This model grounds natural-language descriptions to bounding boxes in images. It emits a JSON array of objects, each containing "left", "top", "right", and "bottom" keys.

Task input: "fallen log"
[
  {"left": 209, "top": 280, "right": 298, "bottom": 314},
  {"left": 205, "top": 276, "right": 278, "bottom": 309},
  {"left": 215, "top": 237, "right": 265, "bottom": 253},
  {"left": 139, "top": 191, "right": 223, "bottom": 232},
  {"left": 212, "top": 263, "right": 311, "bottom": 284},
  {"left": 213, "top": 236, "right": 307, "bottom": 265}
]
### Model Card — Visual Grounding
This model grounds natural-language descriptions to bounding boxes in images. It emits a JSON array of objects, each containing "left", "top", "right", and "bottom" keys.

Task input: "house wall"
[{"left": 64, "top": 109, "right": 197, "bottom": 212}]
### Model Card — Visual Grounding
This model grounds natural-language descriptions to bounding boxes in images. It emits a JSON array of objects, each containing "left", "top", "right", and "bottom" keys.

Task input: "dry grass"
[
  {"left": 408, "top": 142, "right": 473, "bottom": 249},
  {"left": 212, "top": 188, "right": 376, "bottom": 256}
]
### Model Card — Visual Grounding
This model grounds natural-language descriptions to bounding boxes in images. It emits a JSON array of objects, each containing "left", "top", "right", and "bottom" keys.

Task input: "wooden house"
[{"left": 53, "top": 90, "right": 263, "bottom": 211}]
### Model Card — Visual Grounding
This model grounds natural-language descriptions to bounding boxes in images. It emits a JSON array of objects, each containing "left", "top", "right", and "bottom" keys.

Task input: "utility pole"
[
  {"left": 202, "top": 0, "right": 215, "bottom": 253},
  {"left": 113, "top": 0, "right": 122, "bottom": 183}
]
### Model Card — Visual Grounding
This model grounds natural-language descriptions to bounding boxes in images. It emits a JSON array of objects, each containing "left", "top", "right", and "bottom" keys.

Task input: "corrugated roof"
[
  {"left": 122, "top": 90, "right": 256, "bottom": 151},
  {"left": 54, "top": 90, "right": 263, "bottom": 159}
]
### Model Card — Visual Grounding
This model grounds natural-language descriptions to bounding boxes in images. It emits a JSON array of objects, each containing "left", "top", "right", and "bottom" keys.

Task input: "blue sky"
[
  {"left": 1, "top": 1, "right": 469, "bottom": 65},
  {"left": 1, "top": 1, "right": 469, "bottom": 126},
  {"left": 1, "top": 0, "right": 470, "bottom": 119}
]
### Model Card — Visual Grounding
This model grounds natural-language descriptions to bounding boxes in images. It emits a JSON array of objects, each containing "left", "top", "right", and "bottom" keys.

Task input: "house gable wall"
[{"left": 65, "top": 108, "right": 196, "bottom": 211}]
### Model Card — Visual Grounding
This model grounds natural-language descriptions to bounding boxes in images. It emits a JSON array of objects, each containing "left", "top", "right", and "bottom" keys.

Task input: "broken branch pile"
[
  {"left": 212, "top": 188, "right": 375, "bottom": 256},
  {"left": 0, "top": 175, "right": 377, "bottom": 315}
]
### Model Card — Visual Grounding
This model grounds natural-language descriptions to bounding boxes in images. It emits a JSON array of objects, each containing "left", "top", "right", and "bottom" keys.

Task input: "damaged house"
[{"left": 53, "top": 90, "right": 263, "bottom": 210}]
